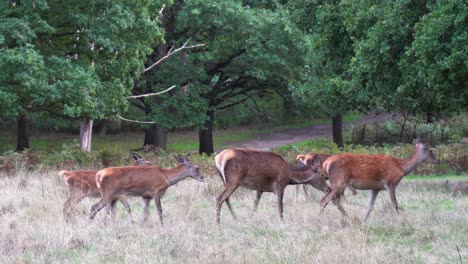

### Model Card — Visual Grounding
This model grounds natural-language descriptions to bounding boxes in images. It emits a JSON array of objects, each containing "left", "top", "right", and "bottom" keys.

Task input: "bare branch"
[
  {"left": 117, "top": 115, "right": 156, "bottom": 124},
  {"left": 142, "top": 38, "right": 205, "bottom": 74},
  {"left": 159, "top": 4, "right": 166, "bottom": 17},
  {"left": 127, "top": 85, "right": 176, "bottom": 99}
]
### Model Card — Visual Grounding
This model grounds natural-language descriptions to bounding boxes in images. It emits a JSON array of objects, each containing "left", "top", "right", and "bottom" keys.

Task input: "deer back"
[
  {"left": 324, "top": 153, "right": 408, "bottom": 189},
  {"left": 215, "top": 149, "right": 291, "bottom": 189},
  {"left": 96, "top": 166, "right": 167, "bottom": 190}
]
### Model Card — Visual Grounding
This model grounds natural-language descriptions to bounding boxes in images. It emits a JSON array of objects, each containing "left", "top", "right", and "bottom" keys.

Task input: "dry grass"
[{"left": 0, "top": 167, "right": 467, "bottom": 264}]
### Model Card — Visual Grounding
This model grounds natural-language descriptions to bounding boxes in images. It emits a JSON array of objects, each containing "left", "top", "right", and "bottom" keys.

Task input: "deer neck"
[
  {"left": 163, "top": 165, "right": 188, "bottom": 186},
  {"left": 399, "top": 148, "right": 425, "bottom": 176},
  {"left": 289, "top": 166, "right": 312, "bottom": 183}
]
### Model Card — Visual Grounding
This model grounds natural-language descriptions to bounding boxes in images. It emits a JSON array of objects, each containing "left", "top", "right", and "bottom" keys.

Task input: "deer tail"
[
  {"left": 58, "top": 170, "right": 71, "bottom": 176},
  {"left": 214, "top": 154, "right": 226, "bottom": 183},
  {"left": 96, "top": 171, "right": 104, "bottom": 189},
  {"left": 59, "top": 170, "right": 72, "bottom": 186}
]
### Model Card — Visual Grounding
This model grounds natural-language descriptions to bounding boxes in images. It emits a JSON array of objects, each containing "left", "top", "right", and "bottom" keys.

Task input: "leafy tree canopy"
[{"left": 0, "top": 0, "right": 167, "bottom": 122}]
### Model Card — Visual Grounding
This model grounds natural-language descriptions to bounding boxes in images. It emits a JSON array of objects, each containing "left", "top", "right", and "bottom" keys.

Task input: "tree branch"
[
  {"left": 127, "top": 85, "right": 176, "bottom": 99},
  {"left": 206, "top": 49, "right": 247, "bottom": 76},
  {"left": 217, "top": 95, "right": 254, "bottom": 110},
  {"left": 142, "top": 38, "right": 205, "bottom": 74},
  {"left": 117, "top": 115, "right": 156, "bottom": 124}
]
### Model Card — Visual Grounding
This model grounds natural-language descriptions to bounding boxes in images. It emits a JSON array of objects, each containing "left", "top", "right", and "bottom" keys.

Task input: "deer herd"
[{"left": 59, "top": 139, "right": 440, "bottom": 225}]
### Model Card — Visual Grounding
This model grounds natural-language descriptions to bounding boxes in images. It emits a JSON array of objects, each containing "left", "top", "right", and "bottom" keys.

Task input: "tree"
[
  {"left": 144, "top": 0, "right": 307, "bottom": 154},
  {"left": 0, "top": 0, "right": 167, "bottom": 152},
  {"left": 399, "top": 0, "right": 467, "bottom": 114},
  {"left": 287, "top": 0, "right": 354, "bottom": 147},
  {"left": 0, "top": 0, "right": 53, "bottom": 151},
  {"left": 345, "top": 0, "right": 467, "bottom": 118}
]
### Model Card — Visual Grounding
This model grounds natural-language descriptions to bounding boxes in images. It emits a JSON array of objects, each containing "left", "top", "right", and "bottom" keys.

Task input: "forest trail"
[{"left": 221, "top": 113, "right": 394, "bottom": 150}]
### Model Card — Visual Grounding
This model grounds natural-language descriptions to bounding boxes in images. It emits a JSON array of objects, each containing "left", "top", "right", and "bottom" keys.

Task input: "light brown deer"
[
  {"left": 320, "top": 140, "right": 440, "bottom": 220},
  {"left": 61, "top": 152, "right": 150, "bottom": 220},
  {"left": 214, "top": 148, "right": 329, "bottom": 224},
  {"left": 296, "top": 153, "right": 356, "bottom": 198},
  {"left": 89, "top": 155, "right": 204, "bottom": 225}
]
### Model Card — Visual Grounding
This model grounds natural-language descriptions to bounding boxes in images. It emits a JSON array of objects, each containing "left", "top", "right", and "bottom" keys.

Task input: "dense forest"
[{"left": 1, "top": 0, "right": 466, "bottom": 154}]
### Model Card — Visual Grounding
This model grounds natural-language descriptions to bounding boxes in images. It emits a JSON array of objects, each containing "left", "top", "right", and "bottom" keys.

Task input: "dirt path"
[{"left": 222, "top": 113, "right": 394, "bottom": 150}]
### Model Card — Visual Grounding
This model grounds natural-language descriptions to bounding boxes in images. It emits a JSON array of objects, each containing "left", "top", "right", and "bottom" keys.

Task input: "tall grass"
[{"left": 0, "top": 163, "right": 466, "bottom": 263}]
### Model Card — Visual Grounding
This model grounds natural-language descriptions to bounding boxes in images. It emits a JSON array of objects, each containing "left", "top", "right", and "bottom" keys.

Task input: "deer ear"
[
  {"left": 174, "top": 154, "right": 188, "bottom": 163},
  {"left": 311, "top": 155, "right": 321, "bottom": 167},
  {"left": 130, "top": 152, "right": 142, "bottom": 161},
  {"left": 296, "top": 154, "right": 305, "bottom": 161}
]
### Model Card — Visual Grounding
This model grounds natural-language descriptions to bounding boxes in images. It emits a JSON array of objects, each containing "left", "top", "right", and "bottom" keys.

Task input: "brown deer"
[
  {"left": 320, "top": 140, "right": 440, "bottom": 220},
  {"left": 89, "top": 155, "right": 204, "bottom": 225},
  {"left": 61, "top": 152, "right": 150, "bottom": 220},
  {"left": 296, "top": 153, "right": 356, "bottom": 198},
  {"left": 214, "top": 148, "right": 329, "bottom": 224}
]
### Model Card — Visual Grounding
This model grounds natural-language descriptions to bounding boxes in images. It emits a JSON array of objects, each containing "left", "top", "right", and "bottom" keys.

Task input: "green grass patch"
[
  {"left": 369, "top": 224, "right": 416, "bottom": 243},
  {"left": 406, "top": 174, "right": 468, "bottom": 181},
  {"left": 419, "top": 244, "right": 433, "bottom": 252},
  {"left": 403, "top": 199, "right": 456, "bottom": 212}
]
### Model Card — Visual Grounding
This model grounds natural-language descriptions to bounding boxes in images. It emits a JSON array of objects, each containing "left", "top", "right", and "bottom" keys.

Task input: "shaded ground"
[{"left": 223, "top": 113, "right": 395, "bottom": 150}]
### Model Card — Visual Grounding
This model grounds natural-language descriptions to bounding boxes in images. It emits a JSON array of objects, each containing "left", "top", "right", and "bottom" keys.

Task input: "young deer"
[
  {"left": 90, "top": 155, "right": 204, "bottom": 226},
  {"left": 296, "top": 153, "right": 357, "bottom": 198},
  {"left": 320, "top": 140, "right": 440, "bottom": 220},
  {"left": 61, "top": 152, "right": 150, "bottom": 220},
  {"left": 214, "top": 148, "right": 328, "bottom": 224}
]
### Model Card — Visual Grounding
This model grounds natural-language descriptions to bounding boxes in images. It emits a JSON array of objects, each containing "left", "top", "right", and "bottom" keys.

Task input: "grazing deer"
[
  {"left": 320, "top": 140, "right": 440, "bottom": 220},
  {"left": 61, "top": 152, "right": 150, "bottom": 220},
  {"left": 296, "top": 153, "right": 357, "bottom": 198},
  {"left": 89, "top": 155, "right": 204, "bottom": 226},
  {"left": 214, "top": 148, "right": 329, "bottom": 224}
]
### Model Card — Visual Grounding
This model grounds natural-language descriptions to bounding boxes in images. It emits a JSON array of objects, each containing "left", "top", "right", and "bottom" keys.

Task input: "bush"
[
  {"left": 348, "top": 113, "right": 468, "bottom": 145},
  {"left": 277, "top": 138, "right": 467, "bottom": 175}
]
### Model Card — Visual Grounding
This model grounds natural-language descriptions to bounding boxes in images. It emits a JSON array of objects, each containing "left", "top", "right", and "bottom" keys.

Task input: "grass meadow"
[{"left": 0, "top": 159, "right": 466, "bottom": 263}]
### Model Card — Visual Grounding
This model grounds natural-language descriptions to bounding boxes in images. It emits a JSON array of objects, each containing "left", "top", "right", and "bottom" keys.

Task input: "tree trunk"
[
  {"left": 332, "top": 114, "right": 343, "bottom": 148},
  {"left": 426, "top": 112, "right": 434, "bottom": 124},
  {"left": 144, "top": 124, "right": 168, "bottom": 150},
  {"left": 16, "top": 114, "right": 29, "bottom": 152},
  {"left": 80, "top": 119, "right": 93, "bottom": 152},
  {"left": 199, "top": 110, "right": 214, "bottom": 155}
]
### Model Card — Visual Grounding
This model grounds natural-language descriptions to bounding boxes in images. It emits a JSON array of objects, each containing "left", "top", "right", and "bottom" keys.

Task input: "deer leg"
[
  {"left": 154, "top": 193, "right": 164, "bottom": 226},
  {"left": 225, "top": 198, "right": 237, "bottom": 220},
  {"left": 141, "top": 198, "right": 151, "bottom": 224},
  {"left": 63, "top": 192, "right": 85, "bottom": 220},
  {"left": 275, "top": 186, "right": 286, "bottom": 221},
  {"left": 216, "top": 184, "right": 239, "bottom": 224},
  {"left": 387, "top": 186, "right": 399, "bottom": 213},
  {"left": 116, "top": 196, "right": 133, "bottom": 222},
  {"left": 106, "top": 199, "right": 118, "bottom": 222},
  {"left": 303, "top": 185, "right": 310, "bottom": 200},
  {"left": 320, "top": 188, "right": 339, "bottom": 214},
  {"left": 334, "top": 192, "right": 349, "bottom": 217},
  {"left": 252, "top": 191, "right": 263, "bottom": 213},
  {"left": 90, "top": 198, "right": 110, "bottom": 221},
  {"left": 295, "top": 185, "right": 300, "bottom": 200},
  {"left": 364, "top": 189, "right": 380, "bottom": 221}
]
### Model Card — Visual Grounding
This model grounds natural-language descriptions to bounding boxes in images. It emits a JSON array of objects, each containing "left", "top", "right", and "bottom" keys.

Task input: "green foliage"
[
  {"left": 348, "top": 113, "right": 468, "bottom": 145},
  {"left": 399, "top": 0, "right": 467, "bottom": 113},
  {"left": 215, "top": 92, "right": 286, "bottom": 128},
  {"left": 0, "top": 0, "right": 168, "bottom": 122},
  {"left": 42, "top": 143, "right": 96, "bottom": 167},
  {"left": 287, "top": 0, "right": 466, "bottom": 117},
  {"left": 137, "top": 0, "right": 308, "bottom": 131}
]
